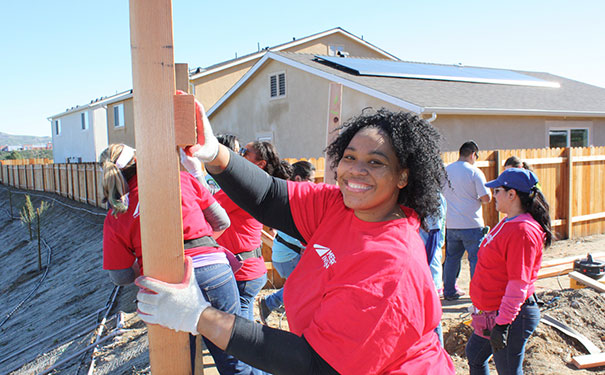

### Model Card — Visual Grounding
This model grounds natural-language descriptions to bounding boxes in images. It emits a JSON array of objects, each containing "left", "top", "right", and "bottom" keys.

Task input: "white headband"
[{"left": 115, "top": 145, "right": 135, "bottom": 169}]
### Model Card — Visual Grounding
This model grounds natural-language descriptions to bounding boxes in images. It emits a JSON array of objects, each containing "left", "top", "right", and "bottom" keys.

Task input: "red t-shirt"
[
  {"left": 284, "top": 181, "right": 454, "bottom": 375},
  {"left": 214, "top": 190, "right": 267, "bottom": 281},
  {"left": 470, "top": 213, "right": 544, "bottom": 311},
  {"left": 103, "top": 172, "right": 220, "bottom": 273}
]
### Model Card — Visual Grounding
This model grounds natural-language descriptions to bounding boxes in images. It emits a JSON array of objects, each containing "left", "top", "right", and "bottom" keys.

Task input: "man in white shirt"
[{"left": 442, "top": 141, "right": 491, "bottom": 301}]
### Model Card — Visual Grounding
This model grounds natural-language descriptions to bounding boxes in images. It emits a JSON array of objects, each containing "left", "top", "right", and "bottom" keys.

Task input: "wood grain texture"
[{"left": 129, "top": 0, "right": 192, "bottom": 373}]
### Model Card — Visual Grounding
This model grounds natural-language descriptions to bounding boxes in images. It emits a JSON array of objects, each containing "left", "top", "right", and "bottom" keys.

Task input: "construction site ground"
[{"left": 1, "top": 185, "right": 604, "bottom": 374}]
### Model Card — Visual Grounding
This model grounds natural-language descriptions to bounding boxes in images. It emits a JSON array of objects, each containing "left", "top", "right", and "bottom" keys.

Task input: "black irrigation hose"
[{"left": 0, "top": 238, "right": 52, "bottom": 329}]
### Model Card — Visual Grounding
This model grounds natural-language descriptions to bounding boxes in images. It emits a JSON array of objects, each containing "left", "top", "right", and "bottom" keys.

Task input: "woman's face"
[
  {"left": 243, "top": 142, "right": 266, "bottom": 170},
  {"left": 493, "top": 187, "right": 515, "bottom": 214},
  {"left": 336, "top": 127, "right": 408, "bottom": 222}
]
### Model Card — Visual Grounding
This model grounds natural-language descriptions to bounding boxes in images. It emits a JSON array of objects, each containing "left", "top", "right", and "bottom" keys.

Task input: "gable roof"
[
  {"left": 209, "top": 52, "right": 605, "bottom": 118},
  {"left": 189, "top": 27, "right": 399, "bottom": 80}
]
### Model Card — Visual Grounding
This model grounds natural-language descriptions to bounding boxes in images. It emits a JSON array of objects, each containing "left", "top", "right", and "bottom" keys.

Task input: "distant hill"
[{"left": 0, "top": 131, "right": 51, "bottom": 146}]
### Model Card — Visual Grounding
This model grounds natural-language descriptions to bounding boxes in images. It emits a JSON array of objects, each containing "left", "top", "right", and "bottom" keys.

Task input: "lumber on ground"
[
  {"left": 540, "top": 252, "right": 605, "bottom": 268},
  {"left": 129, "top": 0, "right": 192, "bottom": 373},
  {"left": 537, "top": 263, "right": 573, "bottom": 279},
  {"left": 540, "top": 314, "right": 601, "bottom": 355},
  {"left": 572, "top": 352, "right": 605, "bottom": 369},
  {"left": 568, "top": 271, "right": 605, "bottom": 293}
]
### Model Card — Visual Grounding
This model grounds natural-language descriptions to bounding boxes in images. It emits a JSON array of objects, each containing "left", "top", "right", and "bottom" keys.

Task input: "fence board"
[{"left": 78, "top": 164, "right": 88, "bottom": 203}]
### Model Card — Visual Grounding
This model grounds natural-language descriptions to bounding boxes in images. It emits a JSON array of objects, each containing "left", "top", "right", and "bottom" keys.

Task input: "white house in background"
[{"left": 48, "top": 90, "right": 131, "bottom": 163}]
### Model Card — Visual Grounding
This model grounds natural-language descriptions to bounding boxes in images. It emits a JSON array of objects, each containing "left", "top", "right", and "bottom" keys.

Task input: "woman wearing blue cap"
[{"left": 466, "top": 168, "right": 552, "bottom": 375}]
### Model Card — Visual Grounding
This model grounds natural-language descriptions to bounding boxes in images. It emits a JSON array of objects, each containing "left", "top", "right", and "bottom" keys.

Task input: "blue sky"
[{"left": 2, "top": 0, "right": 604, "bottom": 137}]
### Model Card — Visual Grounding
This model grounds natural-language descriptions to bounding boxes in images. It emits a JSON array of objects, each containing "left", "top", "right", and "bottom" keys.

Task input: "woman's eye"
[
  {"left": 343, "top": 155, "right": 355, "bottom": 161},
  {"left": 369, "top": 159, "right": 384, "bottom": 166}
]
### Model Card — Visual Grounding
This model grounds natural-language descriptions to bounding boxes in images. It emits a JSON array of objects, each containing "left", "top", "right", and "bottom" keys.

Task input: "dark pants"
[
  {"left": 189, "top": 263, "right": 254, "bottom": 375},
  {"left": 466, "top": 301, "right": 540, "bottom": 375}
]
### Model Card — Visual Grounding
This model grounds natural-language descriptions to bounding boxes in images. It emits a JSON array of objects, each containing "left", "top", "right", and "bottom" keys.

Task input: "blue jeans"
[
  {"left": 466, "top": 302, "right": 540, "bottom": 375},
  {"left": 265, "top": 254, "right": 301, "bottom": 311},
  {"left": 190, "top": 263, "right": 254, "bottom": 375},
  {"left": 443, "top": 228, "right": 484, "bottom": 297},
  {"left": 237, "top": 274, "right": 268, "bottom": 321}
]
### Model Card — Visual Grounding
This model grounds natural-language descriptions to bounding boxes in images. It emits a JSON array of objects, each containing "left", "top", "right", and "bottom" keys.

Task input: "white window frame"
[
  {"left": 269, "top": 72, "right": 286, "bottom": 99},
  {"left": 114, "top": 103, "right": 125, "bottom": 128},
  {"left": 81, "top": 111, "right": 89, "bottom": 130},
  {"left": 328, "top": 44, "right": 345, "bottom": 57},
  {"left": 546, "top": 121, "right": 592, "bottom": 148},
  {"left": 54, "top": 119, "right": 61, "bottom": 135}
]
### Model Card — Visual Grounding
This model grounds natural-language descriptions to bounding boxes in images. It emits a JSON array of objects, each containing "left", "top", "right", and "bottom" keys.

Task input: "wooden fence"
[
  {"left": 2, "top": 146, "right": 605, "bottom": 239},
  {"left": 0, "top": 162, "right": 105, "bottom": 208},
  {"left": 0, "top": 158, "right": 52, "bottom": 165}
]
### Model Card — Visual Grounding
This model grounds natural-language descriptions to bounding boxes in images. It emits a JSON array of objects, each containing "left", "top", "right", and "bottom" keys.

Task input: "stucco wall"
[
  {"left": 107, "top": 98, "right": 136, "bottom": 147},
  {"left": 51, "top": 107, "right": 107, "bottom": 163}
]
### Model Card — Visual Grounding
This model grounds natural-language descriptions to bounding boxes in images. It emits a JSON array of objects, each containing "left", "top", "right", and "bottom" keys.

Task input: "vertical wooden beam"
[
  {"left": 129, "top": 0, "right": 191, "bottom": 373},
  {"left": 567, "top": 147, "right": 574, "bottom": 239},
  {"left": 175, "top": 63, "right": 189, "bottom": 93},
  {"left": 324, "top": 82, "right": 342, "bottom": 185}
]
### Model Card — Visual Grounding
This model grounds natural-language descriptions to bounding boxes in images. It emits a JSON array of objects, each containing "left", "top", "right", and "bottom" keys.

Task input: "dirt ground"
[{"left": 1, "top": 184, "right": 605, "bottom": 374}]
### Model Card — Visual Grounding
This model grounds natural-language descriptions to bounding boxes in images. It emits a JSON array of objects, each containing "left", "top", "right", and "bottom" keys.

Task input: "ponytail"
[
  {"left": 99, "top": 144, "right": 136, "bottom": 216},
  {"left": 517, "top": 188, "right": 553, "bottom": 248}
]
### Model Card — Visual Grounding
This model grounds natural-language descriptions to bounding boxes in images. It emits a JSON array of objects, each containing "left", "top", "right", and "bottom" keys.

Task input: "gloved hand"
[
  {"left": 136, "top": 257, "right": 210, "bottom": 335},
  {"left": 489, "top": 323, "right": 510, "bottom": 352},
  {"left": 179, "top": 147, "right": 204, "bottom": 178},
  {"left": 185, "top": 96, "right": 219, "bottom": 163}
]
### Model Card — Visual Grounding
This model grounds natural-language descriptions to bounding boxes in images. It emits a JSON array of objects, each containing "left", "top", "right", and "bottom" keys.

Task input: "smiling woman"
[{"left": 136, "top": 103, "right": 455, "bottom": 374}]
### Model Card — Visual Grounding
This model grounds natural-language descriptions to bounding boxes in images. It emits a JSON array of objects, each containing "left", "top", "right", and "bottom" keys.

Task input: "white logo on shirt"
[
  {"left": 133, "top": 202, "right": 140, "bottom": 218},
  {"left": 314, "top": 244, "right": 336, "bottom": 269}
]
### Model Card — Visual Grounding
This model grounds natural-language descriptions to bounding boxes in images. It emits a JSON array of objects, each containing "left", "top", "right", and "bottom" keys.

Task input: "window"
[
  {"left": 269, "top": 72, "right": 286, "bottom": 98},
  {"left": 81, "top": 112, "right": 89, "bottom": 130},
  {"left": 549, "top": 129, "right": 589, "bottom": 147},
  {"left": 328, "top": 44, "right": 345, "bottom": 57},
  {"left": 114, "top": 104, "right": 125, "bottom": 127},
  {"left": 54, "top": 119, "right": 61, "bottom": 135}
]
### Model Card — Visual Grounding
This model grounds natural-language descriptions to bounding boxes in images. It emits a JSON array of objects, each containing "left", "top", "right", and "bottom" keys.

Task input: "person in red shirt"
[
  {"left": 100, "top": 144, "right": 255, "bottom": 375},
  {"left": 466, "top": 168, "right": 553, "bottom": 375},
  {"left": 136, "top": 105, "right": 455, "bottom": 374}
]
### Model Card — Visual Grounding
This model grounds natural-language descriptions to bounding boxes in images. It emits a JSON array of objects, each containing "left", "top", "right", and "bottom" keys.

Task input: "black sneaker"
[
  {"left": 258, "top": 297, "right": 271, "bottom": 324},
  {"left": 443, "top": 291, "right": 464, "bottom": 301}
]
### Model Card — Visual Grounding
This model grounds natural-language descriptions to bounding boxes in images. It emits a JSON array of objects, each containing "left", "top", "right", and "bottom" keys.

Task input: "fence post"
[{"left": 566, "top": 147, "right": 573, "bottom": 239}]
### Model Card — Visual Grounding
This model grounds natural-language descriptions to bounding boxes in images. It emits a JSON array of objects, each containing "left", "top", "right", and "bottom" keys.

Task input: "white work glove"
[
  {"left": 135, "top": 257, "right": 210, "bottom": 335},
  {"left": 184, "top": 97, "right": 219, "bottom": 163},
  {"left": 179, "top": 148, "right": 204, "bottom": 178}
]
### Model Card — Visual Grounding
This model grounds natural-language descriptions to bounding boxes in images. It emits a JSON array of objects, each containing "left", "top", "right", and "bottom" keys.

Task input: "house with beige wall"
[
  {"left": 190, "top": 27, "right": 399, "bottom": 111},
  {"left": 207, "top": 52, "right": 605, "bottom": 157}
]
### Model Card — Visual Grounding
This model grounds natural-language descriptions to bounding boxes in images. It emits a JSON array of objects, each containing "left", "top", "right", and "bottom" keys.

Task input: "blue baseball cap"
[{"left": 485, "top": 168, "right": 539, "bottom": 193}]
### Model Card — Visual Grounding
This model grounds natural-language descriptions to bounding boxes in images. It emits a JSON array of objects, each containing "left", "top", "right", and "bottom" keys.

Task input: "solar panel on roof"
[{"left": 315, "top": 55, "right": 559, "bottom": 88}]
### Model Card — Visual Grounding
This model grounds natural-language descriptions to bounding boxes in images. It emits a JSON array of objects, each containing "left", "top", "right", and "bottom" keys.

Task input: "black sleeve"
[
  {"left": 209, "top": 149, "right": 304, "bottom": 242},
  {"left": 225, "top": 315, "right": 340, "bottom": 375}
]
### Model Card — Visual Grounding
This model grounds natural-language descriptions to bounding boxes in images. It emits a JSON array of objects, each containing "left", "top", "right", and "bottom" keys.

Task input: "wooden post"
[
  {"left": 175, "top": 63, "right": 189, "bottom": 93},
  {"left": 129, "top": 0, "right": 192, "bottom": 373},
  {"left": 324, "top": 83, "right": 342, "bottom": 185},
  {"left": 567, "top": 147, "right": 573, "bottom": 239}
]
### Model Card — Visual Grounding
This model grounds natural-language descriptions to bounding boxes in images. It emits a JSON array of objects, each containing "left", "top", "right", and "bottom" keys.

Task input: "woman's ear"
[
  {"left": 257, "top": 159, "right": 267, "bottom": 170},
  {"left": 294, "top": 175, "right": 303, "bottom": 182},
  {"left": 397, "top": 169, "right": 409, "bottom": 189}
]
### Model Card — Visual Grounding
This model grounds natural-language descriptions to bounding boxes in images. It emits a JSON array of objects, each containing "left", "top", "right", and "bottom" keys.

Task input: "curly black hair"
[{"left": 325, "top": 108, "right": 446, "bottom": 228}]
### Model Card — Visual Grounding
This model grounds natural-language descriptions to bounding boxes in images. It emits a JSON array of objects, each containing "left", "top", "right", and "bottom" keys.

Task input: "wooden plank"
[
  {"left": 175, "top": 63, "right": 189, "bottom": 92},
  {"left": 173, "top": 94, "right": 196, "bottom": 147},
  {"left": 572, "top": 212, "right": 605, "bottom": 223},
  {"left": 567, "top": 147, "right": 573, "bottom": 238},
  {"left": 568, "top": 271, "right": 605, "bottom": 293},
  {"left": 323, "top": 82, "right": 342, "bottom": 185},
  {"left": 541, "top": 252, "right": 605, "bottom": 268},
  {"left": 537, "top": 263, "right": 573, "bottom": 279},
  {"left": 541, "top": 314, "right": 601, "bottom": 355},
  {"left": 129, "top": 0, "right": 192, "bottom": 373},
  {"left": 572, "top": 352, "right": 605, "bottom": 369}
]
